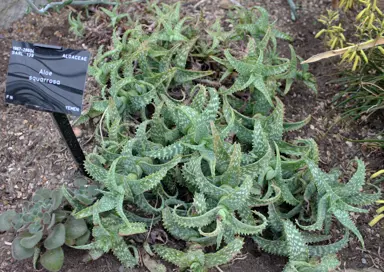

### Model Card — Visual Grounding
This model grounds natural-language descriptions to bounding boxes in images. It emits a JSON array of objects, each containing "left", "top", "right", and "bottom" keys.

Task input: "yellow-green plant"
[
  {"left": 316, "top": 10, "right": 346, "bottom": 49},
  {"left": 315, "top": 0, "right": 384, "bottom": 120},
  {"left": 316, "top": 0, "right": 384, "bottom": 70},
  {"left": 339, "top": 0, "right": 358, "bottom": 10},
  {"left": 369, "top": 170, "right": 384, "bottom": 227}
]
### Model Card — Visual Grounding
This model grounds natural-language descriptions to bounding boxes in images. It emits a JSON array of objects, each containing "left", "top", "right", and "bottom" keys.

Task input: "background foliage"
[{"left": 316, "top": 0, "right": 384, "bottom": 124}]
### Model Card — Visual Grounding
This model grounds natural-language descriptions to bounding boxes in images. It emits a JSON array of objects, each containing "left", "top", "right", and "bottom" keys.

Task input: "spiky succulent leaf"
[
  {"left": 308, "top": 231, "right": 350, "bottom": 256},
  {"left": 112, "top": 240, "right": 139, "bottom": 268},
  {"left": 154, "top": 245, "right": 205, "bottom": 270},
  {"left": 205, "top": 238, "right": 244, "bottom": 268},
  {"left": 283, "top": 220, "right": 308, "bottom": 261}
]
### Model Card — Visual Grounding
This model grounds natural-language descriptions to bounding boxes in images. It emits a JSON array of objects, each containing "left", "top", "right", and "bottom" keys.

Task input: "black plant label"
[{"left": 5, "top": 41, "right": 90, "bottom": 116}]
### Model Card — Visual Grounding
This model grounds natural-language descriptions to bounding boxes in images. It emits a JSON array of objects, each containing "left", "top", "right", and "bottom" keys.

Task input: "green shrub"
[
  {"left": 1, "top": 2, "right": 378, "bottom": 272},
  {"left": 67, "top": 3, "right": 382, "bottom": 271}
]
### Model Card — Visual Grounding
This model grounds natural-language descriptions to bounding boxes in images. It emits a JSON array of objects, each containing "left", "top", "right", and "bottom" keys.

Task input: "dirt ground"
[{"left": 0, "top": 0, "right": 383, "bottom": 271}]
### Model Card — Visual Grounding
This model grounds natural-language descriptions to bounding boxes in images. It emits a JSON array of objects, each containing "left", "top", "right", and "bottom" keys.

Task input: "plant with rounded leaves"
[{"left": 0, "top": 188, "right": 90, "bottom": 272}]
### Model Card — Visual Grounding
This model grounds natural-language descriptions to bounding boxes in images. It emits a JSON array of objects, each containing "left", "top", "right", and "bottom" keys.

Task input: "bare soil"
[{"left": 0, "top": 0, "right": 383, "bottom": 271}]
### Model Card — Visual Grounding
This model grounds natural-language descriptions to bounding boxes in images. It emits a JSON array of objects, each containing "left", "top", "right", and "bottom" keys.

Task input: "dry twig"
[
  {"left": 302, "top": 37, "right": 384, "bottom": 64},
  {"left": 25, "top": 0, "right": 117, "bottom": 14}
]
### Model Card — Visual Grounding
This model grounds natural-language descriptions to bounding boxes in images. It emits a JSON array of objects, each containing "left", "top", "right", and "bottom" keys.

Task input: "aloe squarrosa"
[{"left": 1, "top": 3, "right": 381, "bottom": 272}]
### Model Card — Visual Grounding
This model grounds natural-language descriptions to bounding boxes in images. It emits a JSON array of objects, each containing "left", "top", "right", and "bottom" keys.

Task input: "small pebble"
[
  {"left": 346, "top": 141, "right": 352, "bottom": 147},
  {"left": 361, "top": 258, "right": 367, "bottom": 264},
  {"left": 16, "top": 191, "right": 22, "bottom": 198},
  {"left": 73, "top": 127, "right": 82, "bottom": 138}
]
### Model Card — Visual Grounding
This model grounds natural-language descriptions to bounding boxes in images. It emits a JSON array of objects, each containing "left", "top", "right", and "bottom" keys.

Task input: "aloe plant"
[
  {"left": 254, "top": 220, "right": 345, "bottom": 271},
  {"left": 62, "top": 2, "right": 383, "bottom": 271},
  {"left": 154, "top": 238, "right": 244, "bottom": 271},
  {"left": 68, "top": 11, "right": 85, "bottom": 38},
  {"left": 0, "top": 2, "right": 376, "bottom": 271}
]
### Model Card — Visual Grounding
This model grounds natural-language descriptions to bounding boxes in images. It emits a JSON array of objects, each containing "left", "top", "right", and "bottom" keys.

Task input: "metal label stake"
[{"left": 51, "top": 112, "right": 89, "bottom": 177}]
